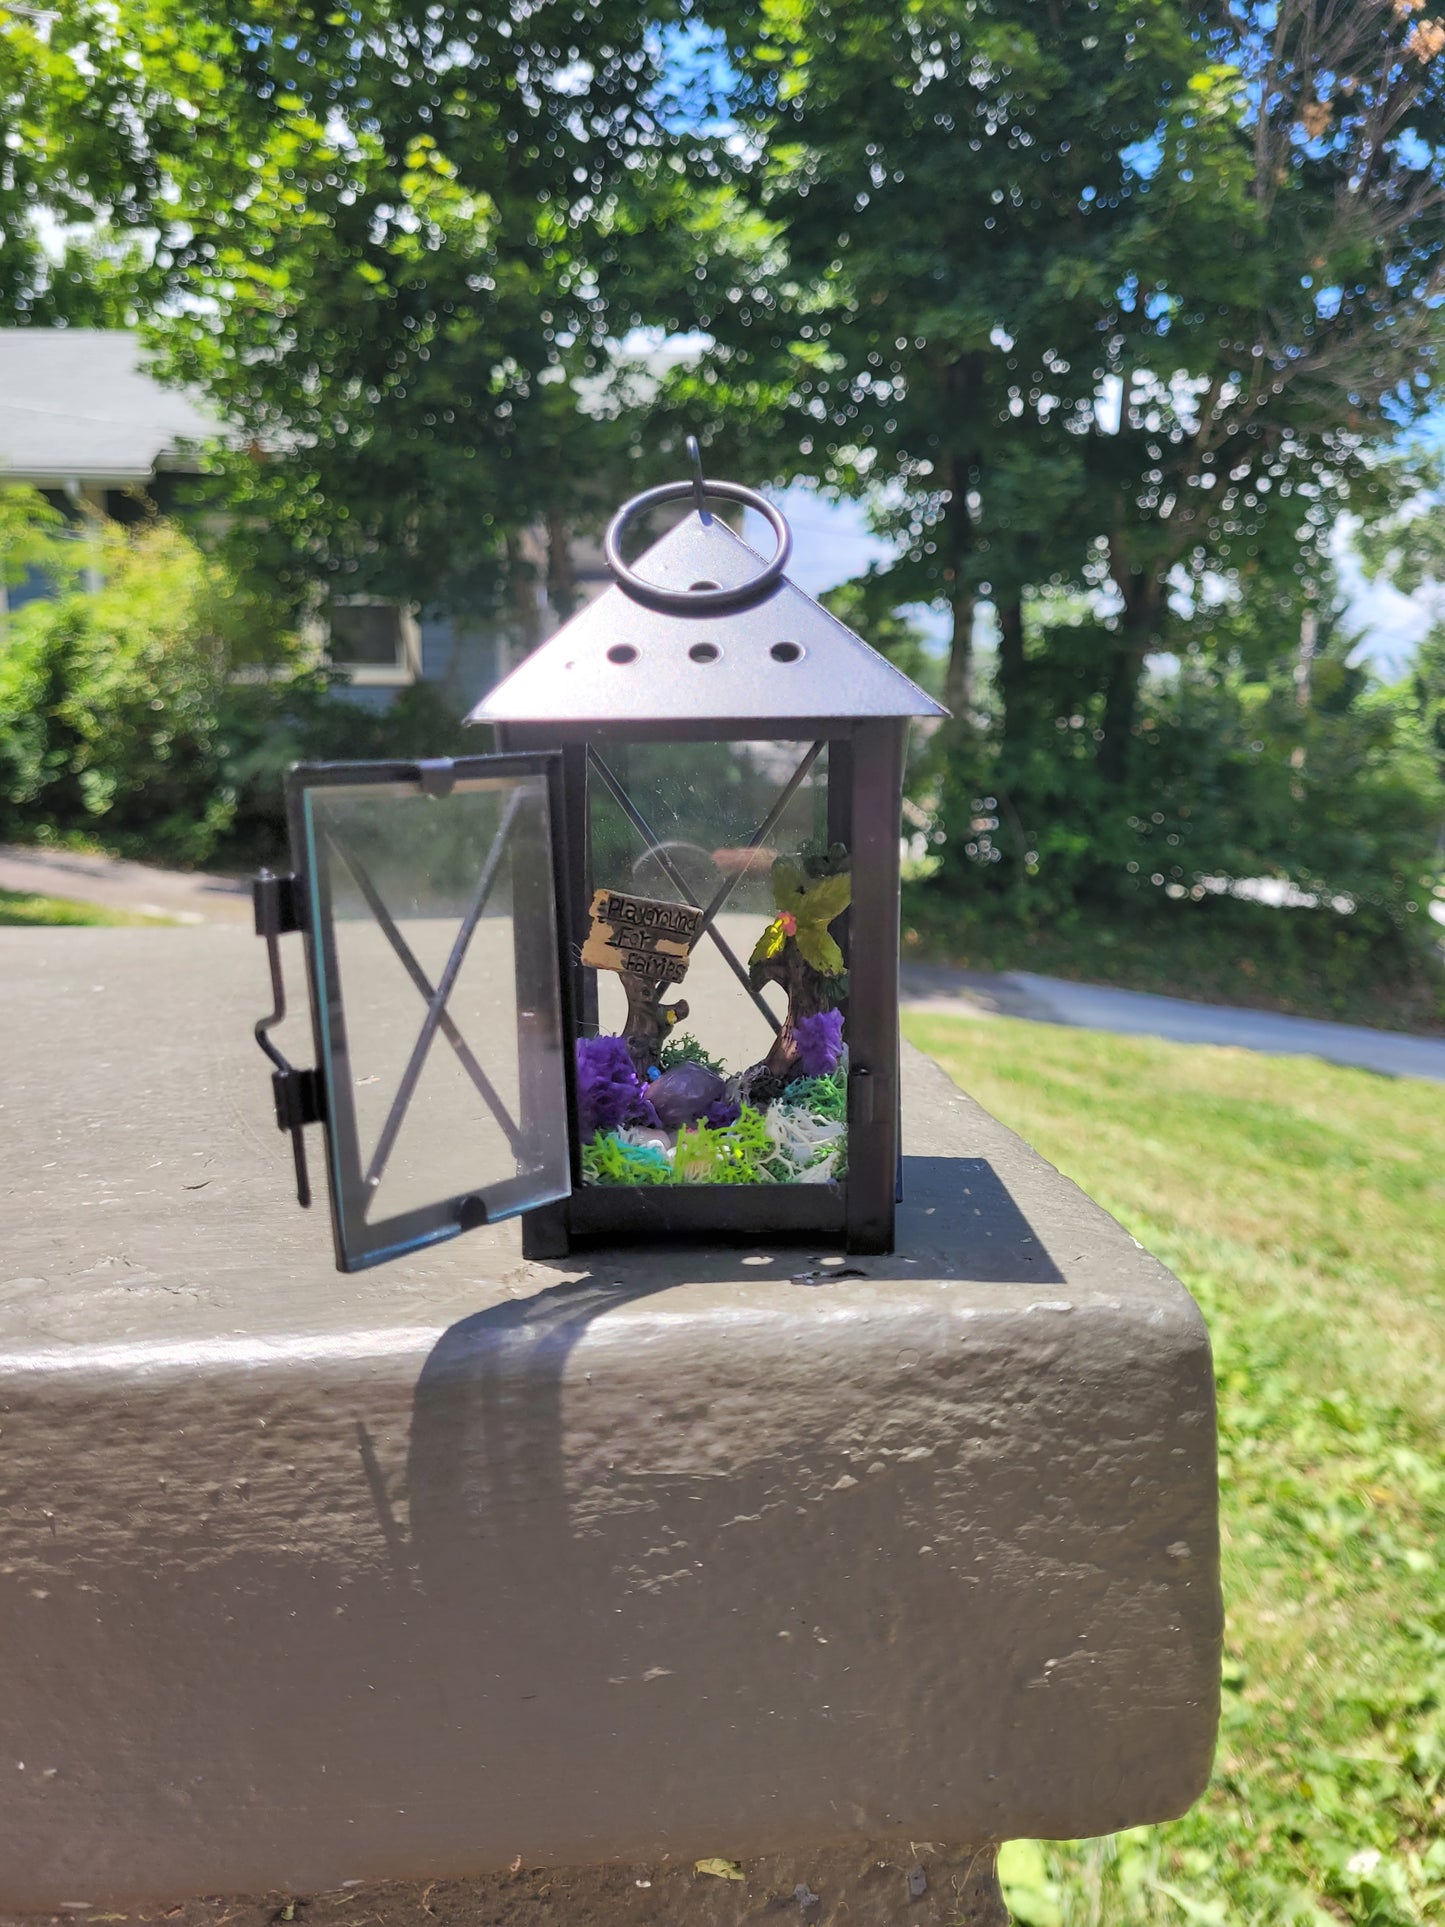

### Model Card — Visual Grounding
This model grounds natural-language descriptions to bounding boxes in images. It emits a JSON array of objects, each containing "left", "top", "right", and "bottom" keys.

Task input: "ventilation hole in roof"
[
  {"left": 607, "top": 643, "right": 638, "bottom": 665},
  {"left": 689, "top": 578, "right": 721, "bottom": 591},
  {"left": 771, "top": 641, "right": 803, "bottom": 663},
  {"left": 689, "top": 641, "right": 720, "bottom": 664}
]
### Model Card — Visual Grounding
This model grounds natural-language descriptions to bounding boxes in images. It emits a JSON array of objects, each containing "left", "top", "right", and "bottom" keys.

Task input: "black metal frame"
[
  {"left": 497, "top": 718, "right": 905, "bottom": 1258},
  {"left": 280, "top": 751, "right": 574, "bottom": 1271}
]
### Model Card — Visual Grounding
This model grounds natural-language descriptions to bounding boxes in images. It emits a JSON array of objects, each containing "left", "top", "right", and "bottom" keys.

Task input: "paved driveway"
[
  {"left": 902, "top": 963, "right": 1445, "bottom": 1084},
  {"left": 0, "top": 843, "right": 252, "bottom": 924}
]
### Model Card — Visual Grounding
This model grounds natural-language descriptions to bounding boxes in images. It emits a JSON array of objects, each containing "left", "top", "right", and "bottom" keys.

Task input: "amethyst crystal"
[
  {"left": 793, "top": 1006, "right": 845, "bottom": 1078},
  {"left": 575, "top": 1034, "right": 658, "bottom": 1136},
  {"left": 647, "top": 1060, "right": 726, "bottom": 1130}
]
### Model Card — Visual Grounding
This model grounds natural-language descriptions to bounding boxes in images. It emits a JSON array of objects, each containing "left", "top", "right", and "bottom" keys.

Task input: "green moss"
[
  {"left": 657, "top": 1030, "right": 726, "bottom": 1075},
  {"left": 674, "top": 1105, "right": 774, "bottom": 1184},
  {"left": 581, "top": 1091, "right": 851, "bottom": 1188},
  {"left": 777, "top": 1067, "right": 848, "bottom": 1123},
  {"left": 580, "top": 1131, "right": 672, "bottom": 1186}
]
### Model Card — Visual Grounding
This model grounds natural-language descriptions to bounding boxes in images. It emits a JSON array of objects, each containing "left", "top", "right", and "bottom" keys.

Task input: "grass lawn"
[
  {"left": 903, "top": 1011, "right": 1445, "bottom": 1927},
  {"left": 0, "top": 887, "right": 166, "bottom": 927}
]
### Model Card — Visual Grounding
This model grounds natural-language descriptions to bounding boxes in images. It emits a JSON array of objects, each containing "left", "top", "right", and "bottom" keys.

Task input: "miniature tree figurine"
[
  {"left": 748, "top": 848, "right": 851, "bottom": 1085},
  {"left": 621, "top": 975, "right": 689, "bottom": 1077}
]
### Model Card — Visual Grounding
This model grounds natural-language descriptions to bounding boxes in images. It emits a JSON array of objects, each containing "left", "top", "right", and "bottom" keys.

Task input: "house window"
[{"left": 327, "top": 599, "right": 420, "bottom": 686}]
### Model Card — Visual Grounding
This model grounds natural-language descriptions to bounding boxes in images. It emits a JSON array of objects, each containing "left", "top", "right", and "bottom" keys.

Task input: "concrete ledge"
[
  {"left": 0, "top": 932, "right": 1221, "bottom": 1909},
  {"left": 2, "top": 1842, "right": 1012, "bottom": 1927}
]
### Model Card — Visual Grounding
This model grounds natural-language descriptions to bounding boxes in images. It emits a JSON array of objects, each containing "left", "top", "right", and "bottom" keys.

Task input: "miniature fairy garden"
[{"left": 575, "top": 847, "right": 850, "bottom": 1187}]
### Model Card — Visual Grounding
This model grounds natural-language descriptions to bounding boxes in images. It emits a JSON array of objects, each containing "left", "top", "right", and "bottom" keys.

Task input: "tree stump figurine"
[{"left": 621, "top": 974, "right": 689, "bottom": 1077}]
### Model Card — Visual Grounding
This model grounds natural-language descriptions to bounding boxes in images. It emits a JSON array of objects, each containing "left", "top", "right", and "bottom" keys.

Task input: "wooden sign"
[{"left": 581, "top": 888, "right": 705, "bottom": 987}]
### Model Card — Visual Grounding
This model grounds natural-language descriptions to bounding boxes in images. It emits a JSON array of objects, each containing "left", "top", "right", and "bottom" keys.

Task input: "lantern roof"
[{"left": 466, "top": 506, "right": 948, "bottom": 728}]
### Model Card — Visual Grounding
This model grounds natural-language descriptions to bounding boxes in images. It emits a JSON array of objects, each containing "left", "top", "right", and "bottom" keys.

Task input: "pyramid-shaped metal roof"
[{"left": 466, "top": 510, "right": 948, "bottom": 726}]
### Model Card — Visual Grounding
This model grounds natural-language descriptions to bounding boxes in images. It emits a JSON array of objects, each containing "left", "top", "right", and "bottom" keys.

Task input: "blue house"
[{"left": 0, "top": 328, "right": 603, "bottom": 708}]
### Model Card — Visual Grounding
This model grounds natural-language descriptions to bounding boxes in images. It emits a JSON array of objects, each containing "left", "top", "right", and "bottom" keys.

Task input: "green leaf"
[
  {"left": 795, "top": 925, "right": 845, "bottom": 975},
  {"left": 694, "top": 1859, "right": 745, "bottom": 1882},
  {"left": 770, "top": 860, "right": 807, "bottom": 911},
  {"left": 749, "top": 917, "right": 788, "bottom": 967},
  {"left": 797, "top": 870, "right": 851, "bottom": 924}
]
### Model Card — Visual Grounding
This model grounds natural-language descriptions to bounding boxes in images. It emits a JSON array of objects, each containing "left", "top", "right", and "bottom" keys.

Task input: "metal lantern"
[{"left": 253, "top": 457, "right": 945, "bottom": 1270}]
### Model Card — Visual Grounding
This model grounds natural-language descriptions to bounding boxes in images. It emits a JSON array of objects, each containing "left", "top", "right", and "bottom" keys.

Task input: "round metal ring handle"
[{"left": 603, "top": 477, "right": 793, "bottom": 614}]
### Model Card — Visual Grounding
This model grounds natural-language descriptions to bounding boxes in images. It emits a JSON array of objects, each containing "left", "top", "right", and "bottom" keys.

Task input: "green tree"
[
  {"left": 0, "top": 2, "right": 163, "bottom": 322},
  {"left": 660, "top": 0, "right": 1190, "bottom": 718},
  {"left": 664, "top": 0, "right": 1445, "bottom": 787},
  {"left": 28, "top": 0, "right": 686, "bottom": 618},
  {"left": 1080, "top": 0, "right": 1445, "bottom": 775},
  {"left": 1357, "top": 472, "right": 1445, "bottom": 844}
]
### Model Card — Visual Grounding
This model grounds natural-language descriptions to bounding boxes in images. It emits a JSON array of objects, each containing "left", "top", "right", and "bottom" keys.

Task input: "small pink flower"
[{"left": 778, "top": 911, "right": 798, "bottom": 936}]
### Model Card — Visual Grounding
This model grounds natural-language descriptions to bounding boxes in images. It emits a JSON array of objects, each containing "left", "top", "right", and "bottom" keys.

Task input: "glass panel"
[
  {"left": 579, "top": 739, "right": 849, "bottom": 1192},
  {"left": 301, "top": 764, "right": 569, "bottom": 1267}
]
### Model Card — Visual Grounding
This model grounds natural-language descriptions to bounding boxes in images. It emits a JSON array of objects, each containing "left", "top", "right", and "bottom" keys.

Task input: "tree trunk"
[
  {"left": 621, "top": 974, "right": 689, "bottom": 1076},
  {"left": 1100, "top": 553, "right": 1163, "bottom": 785},
  {"left": 1099, "top": 629, "right": 1148, "bottom": 784},
  {"left": 546, "top": 505, "right": 577, "bottom": 622},
  {"left": 997, "top": 595, "right": 1028, "bottom": 750},
  {"left": 505, "top": 530, "right": 542, "bottom": 672},
  {"left": 941, "top": 361, "right": 985, "bottom": 719},
  {"left": 944, "top": 589, "right": 974, "bottom": 716},
  {"left": 1295, "top": 605, "right": 1317, "bottom": 710}
]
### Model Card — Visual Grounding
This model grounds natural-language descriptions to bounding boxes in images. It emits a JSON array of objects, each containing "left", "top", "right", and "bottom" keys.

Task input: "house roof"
[
  {"left": 0, "top": 329, "right": 224, "bottom": 486},
  {"left": 468, "top": 508, "right": 948, "bottom": 727}
]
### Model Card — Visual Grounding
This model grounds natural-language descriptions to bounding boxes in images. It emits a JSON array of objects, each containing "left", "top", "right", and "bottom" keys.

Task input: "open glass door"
[{"left": 282, "top": 753, "right": 573, "bottom": 1271}]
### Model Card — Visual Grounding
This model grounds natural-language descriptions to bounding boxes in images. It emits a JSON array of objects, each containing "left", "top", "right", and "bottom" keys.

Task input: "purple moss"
[
  {"left": 793, "top": 1006, "right": 845, "bottom": 1078},
  {"left": 703, "top": 1094, "right": 742, "bottom": 1129},
  {"left": 575, "top": 1034, "right": 658, "bottom": 1136}
]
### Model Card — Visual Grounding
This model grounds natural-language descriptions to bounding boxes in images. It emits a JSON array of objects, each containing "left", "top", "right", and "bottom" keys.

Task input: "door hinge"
[
  {"left": 252, "top": 869, "right": 322, "bottom": 1208},
  {"left": 253, "top": 869, "right": 304, "bottom": 938},
  {"left": 271, "top": 1063, "right": 323, "bottom": 1134}
]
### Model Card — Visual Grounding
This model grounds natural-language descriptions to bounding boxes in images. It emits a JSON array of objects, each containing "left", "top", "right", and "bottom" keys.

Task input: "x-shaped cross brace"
[
  {"left": 327, "top": 785, "right": 526, "bottom": 1202},
  {"left": 586, "top": 741, "right": 825, "bottom": 1036}
]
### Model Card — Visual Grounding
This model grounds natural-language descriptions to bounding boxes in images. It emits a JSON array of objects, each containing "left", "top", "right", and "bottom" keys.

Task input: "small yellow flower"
[{"left": 1407, "top": 16, "right": 1445, "bottom": 59}]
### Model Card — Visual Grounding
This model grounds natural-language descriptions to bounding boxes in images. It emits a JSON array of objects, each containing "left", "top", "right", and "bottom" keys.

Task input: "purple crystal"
[
  {"left": 794, "top": 1006, "right": 845, "bottom": 1077},
  {"left": 576, "top": 1034, "right": 658, "bottom": 1136},
  {"left": 647, "top": 1060, "right": 726, "bottom": 1130}
]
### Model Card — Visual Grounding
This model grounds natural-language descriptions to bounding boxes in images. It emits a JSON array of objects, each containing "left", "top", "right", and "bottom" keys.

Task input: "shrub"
[
  {"left": 931, "top": 646, "right": 1445, "bottom": 964},
  {"left": 0, "top": 515, "right": 474, "bottom": 868},
  {"left": 0, "top": 520, "right": 300, "bottom": 863}
]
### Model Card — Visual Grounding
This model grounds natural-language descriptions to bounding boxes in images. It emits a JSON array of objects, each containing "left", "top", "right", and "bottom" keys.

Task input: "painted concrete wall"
[{"left": 0, "top": 928, "right": 1221, "bottom": 1910}]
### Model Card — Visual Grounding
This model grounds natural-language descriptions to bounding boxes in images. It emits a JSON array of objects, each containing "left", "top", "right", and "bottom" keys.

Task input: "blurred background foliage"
[{"left": 0, "top": 496, "right": 471, "bottom": 862}]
